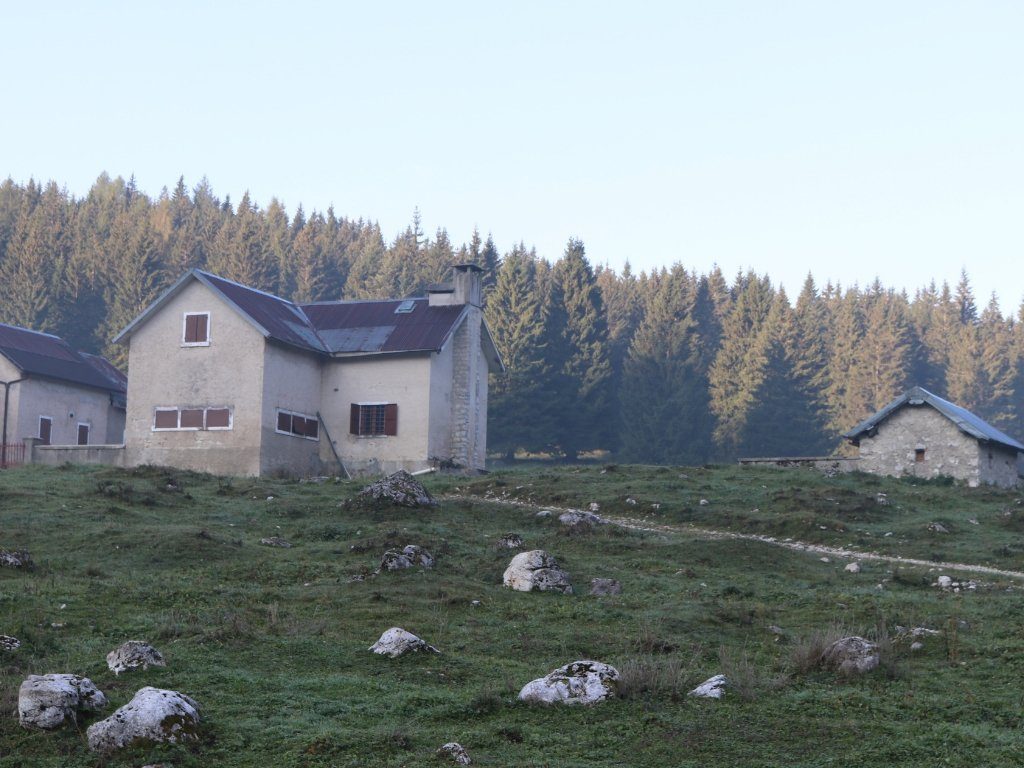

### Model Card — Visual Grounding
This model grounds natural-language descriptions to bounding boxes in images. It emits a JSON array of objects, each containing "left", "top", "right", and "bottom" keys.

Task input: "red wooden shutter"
[
  {"left": 184, "top": 314, "right": 198, "bottom": 342},
  {"left": 306, "top": 416, "right": 319, "bottom": 439},
  {"left": 180, "top": 409, "right": 204, "bottom": 429},
  {"left": 384, "top": 404, "right": 398, "bottom": 436},
  {"left": 350, "top": 404, "right": 360, "bottom": 435},
  {"left": 195, "top": 313, "right": 208, "bottom": 342},
  {"left": 291, "top": 416, "right": 306, "bottom": 436},
  {"left": 77, "top": 424, "right": 89, "bottom": 445},
  {"left": 154, "top": 409, "right": 178, "bottom": 429},
  {"left": 39, "top": 417, "right": 52, "bottom": 445},
  {"left": 207, "top": 408, "right": 230, "bottom": 428}
]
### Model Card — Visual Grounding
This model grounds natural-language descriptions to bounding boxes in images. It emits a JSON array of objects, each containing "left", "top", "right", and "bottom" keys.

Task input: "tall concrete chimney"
[{"left": 429, "top": 263, "right": 483, "bottom": 307}]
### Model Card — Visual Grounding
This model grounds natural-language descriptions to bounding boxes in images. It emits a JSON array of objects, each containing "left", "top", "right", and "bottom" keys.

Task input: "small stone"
[
  {"left": 699, "top": 499, "right": 709, "bottom": 507},
  {"left": 518, "top": 660, "right": 619, "bottom": 705},
  {"left": 106, "top": 641, "right": 166, "bottom": 676},
  {"left": 259, "top": 536, "right": 292, "bottom": 548},
  {"left": 844, "top": 562, "right": 861, "bottom": 574},
  {"left": 625, "top": 497, "right": 637, "bottom": 506},
  {"left": 968, "top": 518, "right": 979, "bottom": 525},
  {"left": 820, "top": 557, "right": 831, "bottom": 563},
  {"left": 0, "top": 635, "right": 20, "bottom": 651},
  {"left": 589, "top": 578, "right": 622, "bottom": 596},
  {"left": 497, "top": 533, "right": 524, "bottom": 549},
  {"left": 927, "top": 522, "right": 949, "bottom": 534},
  {"left": 876, "top": 493, "right": 889, "bottom": 506},
  {"left": 536, "top": 510, "right": 553, "bottom": 520},
  {"left": 936, "top": 575, "right": 953, "bottom": 589},
  {"left": 910, "top": 641, "right": 924, "bottom": 652},
  {"left": 822, "top": 636, "right": 879, "bottom": 675},
  {"left": 437, "top": 742, "right": 472, "bottom": 765},
  {"left": 559, "top": 510, "right": 606, "bottom": 531},
  {"left": 588, "top": 502, "right": 600, "bottom": 512},
  {"left": 502, "top": 550, "right": 573, "bottom": 594},
  {"left": 651, "top": 503, "right": 661, "bottom": 510},
  {"left": 379, "top": 545, "right": 435, "bottom": 571},
  {"left": 369, "top": 627, "right": 439, "bottom": 657},
  {"left": 0, "top": 549, "right": 32, "bottom": 569},
  {"left": 689, "top": 674, "right": 727, "bottom": 699}
]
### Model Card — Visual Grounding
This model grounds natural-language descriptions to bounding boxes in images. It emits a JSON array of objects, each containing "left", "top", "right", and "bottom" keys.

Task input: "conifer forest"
[{"left": 1, "top": 174, "right": 1021, "bottom": 463}]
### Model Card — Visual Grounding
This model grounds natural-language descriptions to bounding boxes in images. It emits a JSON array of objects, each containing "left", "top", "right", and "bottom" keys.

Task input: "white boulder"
[
  {"left": 437, "top": 742, "right": 472, "bottom": 765},
  {"left": 19, "top": 674, "right": 107, "bottom": 730},
  {"left": 86, "top": 687, "right": 200, "bottom": 753},
  {"left": 502, "top": 550, "right": 573, "bottom": 594},
  {"left": 844, "top": 562, "right": 862, "bottom": 574},
  {"left": 688, "top": 674, "right": 728, "bottom": 699},
  {"left": 107, "top": 641, "right": 166, "bottom": 675},
  {"left": 369, "top": 627, "right": 439, "bottom": 658},
  {"left": 559, "top": 510, "right": 606, "bottom": 530},
  {"left": 517, "top": 660, "right": 620, "bottom": 705}
]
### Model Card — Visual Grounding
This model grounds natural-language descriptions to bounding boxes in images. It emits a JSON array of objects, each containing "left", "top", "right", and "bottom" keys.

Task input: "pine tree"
[
  {"left": 485, "top": 245, "right": 549, "bottom": 456},
  {"left": 545, "top": 239, "right": 613, "bottom": 458}
]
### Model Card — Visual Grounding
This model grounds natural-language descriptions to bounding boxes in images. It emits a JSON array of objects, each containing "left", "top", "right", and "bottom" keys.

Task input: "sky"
[{"left": 3, "top": 1, "right": 1023, "bottom": 310}]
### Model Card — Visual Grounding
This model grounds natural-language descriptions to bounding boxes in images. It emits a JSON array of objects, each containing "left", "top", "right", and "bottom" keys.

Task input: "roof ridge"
[
  {"left": 0, "top": 322, "right": 65, "bottom": 342},
  {"left": 195, "top": 269, "right": 299, "bottom": 308}
]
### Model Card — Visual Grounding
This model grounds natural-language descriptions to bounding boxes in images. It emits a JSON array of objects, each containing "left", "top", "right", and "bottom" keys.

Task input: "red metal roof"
[{"left": 0, "top": 323, "right": 126, "bottom": 393}]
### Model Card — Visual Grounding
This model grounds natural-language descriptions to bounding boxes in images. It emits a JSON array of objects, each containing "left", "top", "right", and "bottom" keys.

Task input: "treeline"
[{"left": 1, "top": 174, "right": 1021, "bottom": 462}]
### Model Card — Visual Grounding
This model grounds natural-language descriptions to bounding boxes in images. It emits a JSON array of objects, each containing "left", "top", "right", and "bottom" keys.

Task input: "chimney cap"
[{"left": 453, "top": 263, "right": 484, "bottom": 273}]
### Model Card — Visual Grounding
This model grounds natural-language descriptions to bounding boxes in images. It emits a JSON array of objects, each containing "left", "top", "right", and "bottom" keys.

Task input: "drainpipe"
[{"left": 1, "top": 377, "right": 26, "bottom": 468}]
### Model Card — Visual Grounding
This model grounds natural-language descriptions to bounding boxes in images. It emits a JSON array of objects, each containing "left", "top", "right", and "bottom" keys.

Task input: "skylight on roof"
[{"left": 394, "top": 300, "right": 416, "bottom": 314}]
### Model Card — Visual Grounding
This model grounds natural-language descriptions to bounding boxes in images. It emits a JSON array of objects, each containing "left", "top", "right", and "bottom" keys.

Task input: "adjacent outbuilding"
[{"left": 843, "top": 386, "right": 1023, "bottom": 488}]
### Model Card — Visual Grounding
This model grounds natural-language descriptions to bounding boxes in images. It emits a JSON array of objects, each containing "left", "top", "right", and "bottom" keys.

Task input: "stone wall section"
[{"left": 449, "top": 308, "right": 483, "bottom": 469}]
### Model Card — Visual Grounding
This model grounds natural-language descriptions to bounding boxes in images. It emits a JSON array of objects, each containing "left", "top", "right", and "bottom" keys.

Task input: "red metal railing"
[{"left": 0, "top": 442, "right": 25, "bottom": 468}]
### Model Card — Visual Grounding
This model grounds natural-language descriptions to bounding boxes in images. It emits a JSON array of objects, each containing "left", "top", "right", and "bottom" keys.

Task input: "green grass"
[{"left": 1, "top": 463, "right": 1023, "bottom": 766}]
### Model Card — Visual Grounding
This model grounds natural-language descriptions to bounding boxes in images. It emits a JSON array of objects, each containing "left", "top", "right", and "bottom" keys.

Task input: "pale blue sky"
[{"left": 3, "top": 1, "right": 1023, "bottom": 309}]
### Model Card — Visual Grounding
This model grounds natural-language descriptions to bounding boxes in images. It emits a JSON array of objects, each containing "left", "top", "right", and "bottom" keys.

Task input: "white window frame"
[
  {"left": 77, "top": 422, "right": 91, "bottom": 446},
  {"left": 152, "top": 406, "right": 233, "bottom": 432},
  {"left": 181, "top": 311, "right": 211, "bottom": 347},
  {"left": 275, "top": 408, "right": 320, "bottom": 441},
  {"left": 38, "top": 415, "right": 53, "bottom": 444}
]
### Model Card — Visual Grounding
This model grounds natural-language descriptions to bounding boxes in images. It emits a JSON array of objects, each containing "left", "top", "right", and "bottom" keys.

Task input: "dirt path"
[{"left": 448, "top": 494, "right": 1024, "bottom": 582}]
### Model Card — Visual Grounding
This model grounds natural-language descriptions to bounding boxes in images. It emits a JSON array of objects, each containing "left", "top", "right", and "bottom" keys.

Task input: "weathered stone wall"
[
  {"left": 31, "top": 442, "right": 126, "bottom": 468},
  {"left": 976, "top": 443, "right": 1020, "bottom": 488},
  {"left": 259, "top": 342, "right": 324, "bottom": 477},
  {"left": 738, "top": 456, "right": 861, "bottom": 474},
  {"left": 855, "top": 405, "right": 1019, "bottom": 487}
]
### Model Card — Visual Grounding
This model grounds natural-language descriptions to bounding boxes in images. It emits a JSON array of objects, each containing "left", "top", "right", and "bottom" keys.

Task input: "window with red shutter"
[
  {"left": 154, "top": 409, "right": 178, "bottom": 429},
  {"left": 183, "top": 313, "right": 210, "bottom": 345},
  {"left": 351, "top": 404, "right": 396, "bottom": 436},
  {"left": 384, "top": 404, "right": 398, "bottom": 436},
  {"left": 276, "top": 409, "right": 318, "bottom": 441},
  {"left": 38, "top": 417, "right": 52, "bottom": 445},
  {"left": 180, "top": 409, "right": 204, "bottom": 429},
  {"left": 206, "top": 408, "right": 231, "bottom": 429},
  {"left": 77, "top": 424, "right": 90, "bottom": 445}
]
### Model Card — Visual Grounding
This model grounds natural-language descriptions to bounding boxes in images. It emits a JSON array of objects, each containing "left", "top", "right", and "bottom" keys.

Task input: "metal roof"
[
  {"left": 115, "top": 270, "right": 504, "bottom": 372},
  {"left": 0, "top": 323, "right": 126, "bottom": 393},
  {"left": 300, "top": 299, "right": 466, "bottom": 354},
  {"left": 843, "top": 386, "right": 1024, "bottom": 453}
]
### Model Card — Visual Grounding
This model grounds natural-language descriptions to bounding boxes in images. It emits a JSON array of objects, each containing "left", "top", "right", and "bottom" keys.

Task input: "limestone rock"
[
  {"left": 517, "top": 660, "right": 619, "bottom": 705},
  {"left": 936, "top": 575, "right": 953, "bottom": 589},
  {"left": 106, "top": 641, "right": 166, "bottom": 675},
  {"left": 588, "top": 502, "right": 601, "bottom": 512},
  {"left": 369, "top": 627, "right": 439, "bottom": 657},
  {"left": 558, "top": 510, "right": 606, "bottom": 531},
  {"left": 259, "top": 536, "right": 292, "bottom": 548},
  {"left": 0, "top": 549, "right": 32, "bottom": 569},
  {"left": 844, "top": 562, "right": 862, "bottom": 574},
  {"left": 86, "top": 687, "right": 200, "bottom": 753},
  {"left": 497, "top": 533, "right": 524, "bottom": 549},
  {"left": 699, "top": 499, "right": 710, "bottom": 507},
  {"left": 379, "top": 545, "right": 435, "bottom": 571},
  {"left": 688, "top": 674, "right": 727, "bottom": 699},
  {"left": 355, "top": 470, "right": 435, "bottom": 508},
  {"left": 927, "top": 522, "right": 950, "bottom": 534},
  {"left": 589, "top": 578, "right": 622, "bottom": 596},
  {"left": 502, "top": 550, "right": 573, "bottom": 594},
  {"left": 19, "top": 674, "right": 107, "bottom": 730},
  {"left": 0, "top": 635, "right": 20, "bottom": 651},
  {"left": 437, "top": 742, "right": 472, "bottom": 765},
  {"left": 822, "top": 636, "right": 879, "bottom": 675},
  {"left": 910, "top": 641, "right": 924, "bottom": 652},
  {"left": 536, "top": 510, "right": 553, "bottom": 520}
]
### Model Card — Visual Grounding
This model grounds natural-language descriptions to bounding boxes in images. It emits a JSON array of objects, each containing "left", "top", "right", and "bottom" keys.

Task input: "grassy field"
[{"left": 1, "top": 463, "right": 1023, "bottom": 767}]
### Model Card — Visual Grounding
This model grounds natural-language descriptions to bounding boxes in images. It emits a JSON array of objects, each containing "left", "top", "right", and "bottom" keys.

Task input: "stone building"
[
  {"left": 113, "top": 264, "right": 503, "bottom": 477},
  {"left": 0, "top": 323, "right": 126, "bottom": 463},
  {"left": 842, "top": 386, "right": 1022, "bottom": 487}
]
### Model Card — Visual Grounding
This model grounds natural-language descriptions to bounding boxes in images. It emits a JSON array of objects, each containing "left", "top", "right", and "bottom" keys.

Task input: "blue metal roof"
[{"left": 843, "top": 386, "right": 1024, "bottom": 453}]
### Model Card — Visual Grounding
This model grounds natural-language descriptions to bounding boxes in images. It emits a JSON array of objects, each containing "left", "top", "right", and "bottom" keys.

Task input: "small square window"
[
  {"left": 154, "top": 409, "right": 178, "bottom": 429},
  {"left": 915, "top": 448, "right": 926, "bottom": 463},
  {"left": 183, "top": 313, "right": 210, "bottom": 345},
  {"left": 207, "top": 408, "right": 231, "bottom": 429},
  {"left": 180, "top": 409, "right": 204, "bottom": 429}
]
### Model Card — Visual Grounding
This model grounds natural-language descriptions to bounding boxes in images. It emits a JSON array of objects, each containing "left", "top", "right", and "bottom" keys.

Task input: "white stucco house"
[
  {"left": 0, "top": 323, "right": 127, "bottom": 465},
  {"left": 113, "top": 264, "right": 503, "bottom": 477},
  {"left": 843, "top": 386, "right": 1023, "bottom": 488}
]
